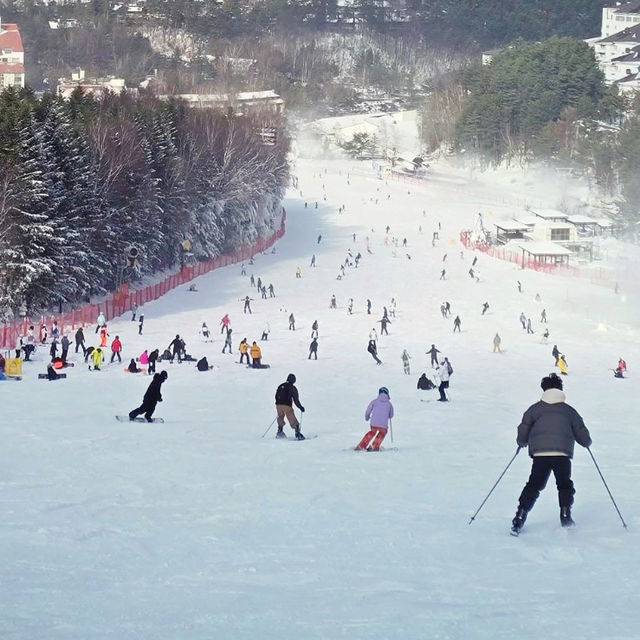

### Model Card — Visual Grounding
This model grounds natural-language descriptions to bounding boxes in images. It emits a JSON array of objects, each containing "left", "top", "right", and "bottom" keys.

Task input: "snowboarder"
[
  {"left": 49, "top": 338, "right": 58, "bottom": 361},
  {"left": 99, "top": 325, "right": 108, "bottom": 347},
  {"left": 453, "top": 316, "right": 461, "bottom": 332},
  {"left": 129, "top": 370, "right": 168, "bottom": 422},
  {"left": 220, "top": 313, "right": 231, "bottom": 334},
  {"left": 308, "top": 337, "right": 318, "bottom": 360},
  {"left": 288, "top": 313, "right": 296, "bottom": 330},
  {"left": 274, "top": 374, "right": 305, "bottom": 439},
  {"left": 369, "top": 327, "right": 378, "bottom": 344},
  {"left": 222, "top": 329, "right": 233, "bottom": 353},
  {"left": 434, "top": 360, "right": 450, "bottom": 401},
  {"left": 137, "top": 306, "right": 145, "bottom": 335},
  {"left": 110, "top": 335, "right": 122, "bottom": 363},
  {"left": 541, "top": 328, "right": 549, "bottom": 344},
  {"left": 355, "top": 387, "right": 394, "bottom": 452},
  {"left": 169, "top": 335, "right": 184, "bottom": 363},
  {"left": 482, "top": 302, "right": 490, "bottom": 316},
  {"left": 417, "top": 373, "right": 435, "bottom": 390},
  {"left": 378, "top": 316, "right": 390, "bottom": 336},
  {"left": 46, "top": 362, "right": 60, "bottom": 381},
  {"left": 511, "top": 373, "right": 591, "bottom": 535},
  {"left": 243, "top": 296, "right": 252, "bottom": 314},
  {"left": 91, "top": 347, "right": 103, "bottom": 371},
  {"left": 493, "top": 333, "right": 502, "bottom": 353},
  {"left": 401, "top": 349, "right": 411, "bottom": 374},
  {"left": 367, "top": 339, "right": 382, "bottom": 365},
  {"left": 519, "top": 312, "right": 527, "bottom": 330},
  {"left": 196, "top": 357, "right": 211, "bottom": 372},
  {"left": 557, "top": 354, "right": 568, "bottom": 375},
  {"left": 239, "top": 338, "right": 250, "bottom": 364},
  {"left": 250, "top": 341, "right": 263, "bottom": 368},
  {"left": 261, "top": 323, "right": 270, "bottom": 341},
  {"left": 128, "top": 359, "right": 141, "bottom": 373},
  {"left": 148, "top": 349, "right": 159, "bottom": 375},
  {"left": 426, "top": 344, "right": 440, "bottom": 366}
]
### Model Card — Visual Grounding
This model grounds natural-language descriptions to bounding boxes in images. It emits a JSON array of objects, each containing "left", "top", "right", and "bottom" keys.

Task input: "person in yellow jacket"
[
  {"left": 239, "top": 338, "right": 250, "bottom": 364},
  {"left": 91, "top": 347, "right": 103, "bottom": 371},
  {"left": 557, "top": 354, "right": 568, "bottom": 375},
  {"left": 250, "top": 341, "right": 262, "bottom": 368}
]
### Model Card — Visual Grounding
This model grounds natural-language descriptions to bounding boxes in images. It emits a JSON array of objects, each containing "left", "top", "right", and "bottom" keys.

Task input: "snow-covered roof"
[
  {"left": 519, "top": 242, "right": 574, "bottom": 256},
  {"left": 493, "top": 220, "right": 530, "bottom": 231},
  {"left": 567, "top": 214, "right": 599, "bottom": 225},
  {"left": 531, "top": 208, "right": 568, "bottom": 221}
]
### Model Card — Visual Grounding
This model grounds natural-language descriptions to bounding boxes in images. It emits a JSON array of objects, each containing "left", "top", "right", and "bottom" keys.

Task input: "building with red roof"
[{"left": 0, "top": 21, "right": 24, "bottom": 89}]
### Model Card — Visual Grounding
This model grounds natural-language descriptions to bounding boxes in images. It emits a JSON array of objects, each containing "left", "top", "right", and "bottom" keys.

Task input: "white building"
[
  {"left": 0, "top": 21, "right": 24, "bottom": 89},
  {"left": 599, "top": 1, "right": 640, "bottom": 37},
  {"left": 56, "top": 69, "right": 128, "bottom": 99},
  {"left": 156, "top": 90, "right": 284, "bottom": 115}
]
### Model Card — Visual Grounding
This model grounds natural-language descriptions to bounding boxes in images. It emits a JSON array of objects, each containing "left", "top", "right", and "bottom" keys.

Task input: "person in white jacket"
[{"left": 434, "top": 359, "right": 450, "bottom": 401}]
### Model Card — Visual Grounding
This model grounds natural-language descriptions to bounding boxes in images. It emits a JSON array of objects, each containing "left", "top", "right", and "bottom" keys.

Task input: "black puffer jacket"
[{"left": 517, "top": 389, "right": 591, "bottom": 458}]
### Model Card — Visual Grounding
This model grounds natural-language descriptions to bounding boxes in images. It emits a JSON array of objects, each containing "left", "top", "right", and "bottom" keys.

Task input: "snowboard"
[
  {"left": 38, "top": 373, "right": 67, "bottom": 379},
  {"left": 115, "top": 415, "right": 165, "bottom": 424},
  {"left": 247, "top": 364, "right": 271, "bottom": 369}
]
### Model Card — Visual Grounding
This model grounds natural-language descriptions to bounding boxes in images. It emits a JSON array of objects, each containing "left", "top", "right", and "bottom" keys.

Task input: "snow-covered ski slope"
[{"left": 2, "top": 156, "right": 639, "bottom": 640}]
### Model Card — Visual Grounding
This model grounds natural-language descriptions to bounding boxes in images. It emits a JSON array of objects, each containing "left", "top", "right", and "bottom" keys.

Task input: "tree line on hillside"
[
  {"left": 420, "top": 37, "right": 640, "bottom": 232},
  {"left": 0, "top": 87, "right": 289, "bottom": 321}
]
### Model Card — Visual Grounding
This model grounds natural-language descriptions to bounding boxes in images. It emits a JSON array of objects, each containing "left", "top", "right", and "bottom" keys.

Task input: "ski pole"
[
  {"left": 588, "top": 448, "right": 627, "bottom": 529},
  {"left": 469, "top": 447, "right": 521, "bottom": 525},
  {"left": 261, "top": 417, "right": 277, "bottom": 438},
  {"left": 389, "top": 418, "right": 394, "bottom": 443}
]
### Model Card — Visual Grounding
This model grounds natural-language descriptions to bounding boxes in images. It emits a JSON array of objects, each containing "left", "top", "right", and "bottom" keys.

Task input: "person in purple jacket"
[{"left": 355, "top": 387, "right": 394, "bottom": 451}]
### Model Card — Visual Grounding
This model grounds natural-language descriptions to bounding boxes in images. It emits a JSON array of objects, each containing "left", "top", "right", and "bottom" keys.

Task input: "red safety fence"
[
  {"left": 0, "top": 209, "right": 286, "bottom": 349},
  {"left": 460, "top": 231, "right": 616, "bottom": 289}
]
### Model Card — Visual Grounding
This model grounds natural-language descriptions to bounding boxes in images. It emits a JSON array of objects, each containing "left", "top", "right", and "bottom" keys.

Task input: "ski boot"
[
  {"left": 295, "top": 429, "right": 305, "bottom": 440},
  {"left": 275, "top": 429, "right": 287, "bottom": 439},
  {"left": 560, "top": 506, "right": 575, "bottom": 527},
  {"left": 511, "top": 507, "right": 528, "bottom": 536}
]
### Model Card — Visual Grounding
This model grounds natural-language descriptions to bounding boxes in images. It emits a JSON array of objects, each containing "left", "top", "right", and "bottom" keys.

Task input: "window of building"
[
  {"left": 13, "top": 74, "right": 22, "bottom": 85},
  {"left": 550, "top": 228, "right": 570, "bottom": 241}
]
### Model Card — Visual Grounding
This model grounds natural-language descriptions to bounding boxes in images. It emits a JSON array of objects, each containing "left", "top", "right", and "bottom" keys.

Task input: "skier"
[
  {"left": 148, "top": 348, "right": 159, "bottom": 375},
  {"left": 445, "top": 301, "right": 451, "bottom": 316},
  {"left": 317, "top": 234, "right": 322, "bottom": 244},
  {"left": 220, "top": 313, "right": 231, "bottom": 334},
  {"left": 129, "top": 370, "right": 168, "bottom": 422},
  {"left": 60, "top": 334, "right": 70, "bottom": 363},
  {"left": 222, "top": 329, "right": 233, "bottom": 353},
  {"left": 390, "top": 298, "right": 396, "bottom": 317},
  {"left": 268, "top": 284, "right": 275, "bottom": 298},
  {"left": 468, "top": 268, "right": 475, "bottom": 279},
  {"left": 552, "top": 344, "right": 560, "bottom": 365},
  {"left": 288, "top": 313, "right": 296, "bottom": 331},
  {"left": 434, "top": 360, "right": 450, "bottom": 401},
  {"left": 519, "top": 312, "right": 527, "bottom": 330},
  {"left": 257, "top": 277, "right": 262, "bottom": 291},
  {"left": 40, "top": 324, "right": 48, "bottom": 343},
  {"left": 511, "top": 372, "right": 592, "bottom": 535},
  {"left": 540, "top": 308, "right": 547, "bottom": 323},
  {"left": 51, "top": 321, "right": 59, "bottom": 340},
  {"left": 378, "top": 316, "right": 390, "bottom": 336},
  {"left": 243, "top": 297, "right": 252, "bottom": 314},
  {"left": 453, "top": 316, "right": 461, "bottom": 333},
  {"left": 401, "top": 349, "right": 411, "bottom": 374},
  {"left": 330, "top": 295, "right": 337, "bottom": 309},
  {"left": 137, "top": 306, "right": 144, "bottom": 335},
  {"left": 169, "top": 335, "right": 184, "bottom": 363},
  {"left": 517, "top": 280, "right": 522, "bottom": 293},
  {"left": 311, "top": 319, "right": 318, "bottom": 337},
  {"left": 541, "top": 328, "right": 549, "bottom": 344},
  {"left": 426, "top": 344, "right": 440, "bottom": 367},
  {"left": 366, "top": 299, "right": 372, "bottom": 314},
  {"left": 296, "top": 267, "right": 302, "bottom": 279},
  {"left": 493, "top": 333, "right": 502, "bottom": 353},
  {"left": 348, "top": 299, "right": 353, "bottom": 314},
  {"left": 310, "top": 254, "right": 316, "bottom": 267},
  {"left": 110, "top": 335, "right": 122, "bottom": 363},
  {"left": 482, "top": 302, "right": 490, "bottom": 316},
  {"left": 250, "top": 274, "right": 255, "bottom": 287},
  {"left": 472, "top": 256, "right": 478, "bottom": 267},
  {"left": 261, "top": 285, "right": 267, "bottom": 299},
  {"left": 261, "top": 323, "right": 270, "bottom": 341},
  {"left": 367, "top": 339, "right": 382, "bottom": 365},
  {"left": 274, "top": 373, "right": 305, "bottom": 440},
  {"left": 239, "top": 338, "right": 250, "bottom": 364},
  {"left": 440, "top": 269, "right": 446, "bottom": 280},
  {"left": 250, "top": 341, "right": 263, "bottom": 368},
  {"left": 308, "top": 337, "right": 318, "bottom": 360},
  {"left": 99, "top": 325, "right": 108, "bottom": 347},
  {"left": 201, "top": 322, "right": 211, "bottom": 341},
  {"left": 526, "top": 317, "right": 534, "bottom": 334},
  {"left": 355, "top": 387, "right": 394, "bottom": 452},
  {"left": 369, "top": 327, "right": 378, "bottom": 344}
]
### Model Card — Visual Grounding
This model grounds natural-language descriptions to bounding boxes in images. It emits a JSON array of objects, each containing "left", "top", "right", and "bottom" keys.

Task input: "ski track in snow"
[{"left": 1, "top": 154, "right": 639, "bottom": 640}]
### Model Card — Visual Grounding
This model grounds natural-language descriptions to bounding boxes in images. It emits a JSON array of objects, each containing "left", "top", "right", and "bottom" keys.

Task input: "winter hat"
[
  {"left": 287, "top": 373, "right": 296, "bottom": 384},
  {"left": 160, "top": 370, "right": 168, "bottom": 381},
  {"left": 378, "top": 386, "right": 390, "bottom": 396},
  {"left": 541, "top": 373, "right": 562, "bottom": 391}
]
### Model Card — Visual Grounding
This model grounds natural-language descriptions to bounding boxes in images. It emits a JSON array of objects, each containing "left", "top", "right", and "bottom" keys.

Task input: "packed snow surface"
[{"left": 2, "top": 155, "right": 639, "bottom": 640}]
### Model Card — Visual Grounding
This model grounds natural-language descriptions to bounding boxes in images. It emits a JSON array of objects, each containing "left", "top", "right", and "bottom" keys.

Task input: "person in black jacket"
[
  {"left": 129, "top": 370, "right": 168, "bottom": 421},
  {"left": 368, "top": 339, "right": 382, "bottom": 365},
  {"left": 308, "top": 337, "right": 318, "bottom": 359},
  {"left": 169, "top": 335, "right": 184, "bottom": 363},
  {"left": 274, "top": 373, "right": 305, "bottom": 439},
  {"left": 148, "top": 348, "right": 159, "bottom": 375},
  {"left": 511, "top": 373, "right": 592, "bottom": 534},
  {"left": 75, "top": 327, "right": 85, "bottom": 354}
]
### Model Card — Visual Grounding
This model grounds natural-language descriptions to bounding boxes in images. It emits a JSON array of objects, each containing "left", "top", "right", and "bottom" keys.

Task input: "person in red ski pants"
[{"left": 355, "top": 386, "right": 394, "bottom": 451}]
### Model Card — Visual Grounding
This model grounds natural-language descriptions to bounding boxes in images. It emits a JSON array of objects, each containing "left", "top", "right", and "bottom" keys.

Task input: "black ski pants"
[
  {"left": 518, "top": 456, "right": 575, "bottom": 511},
  {"left": 129, "top": 399, "right": 157, "bottom": 421}
]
